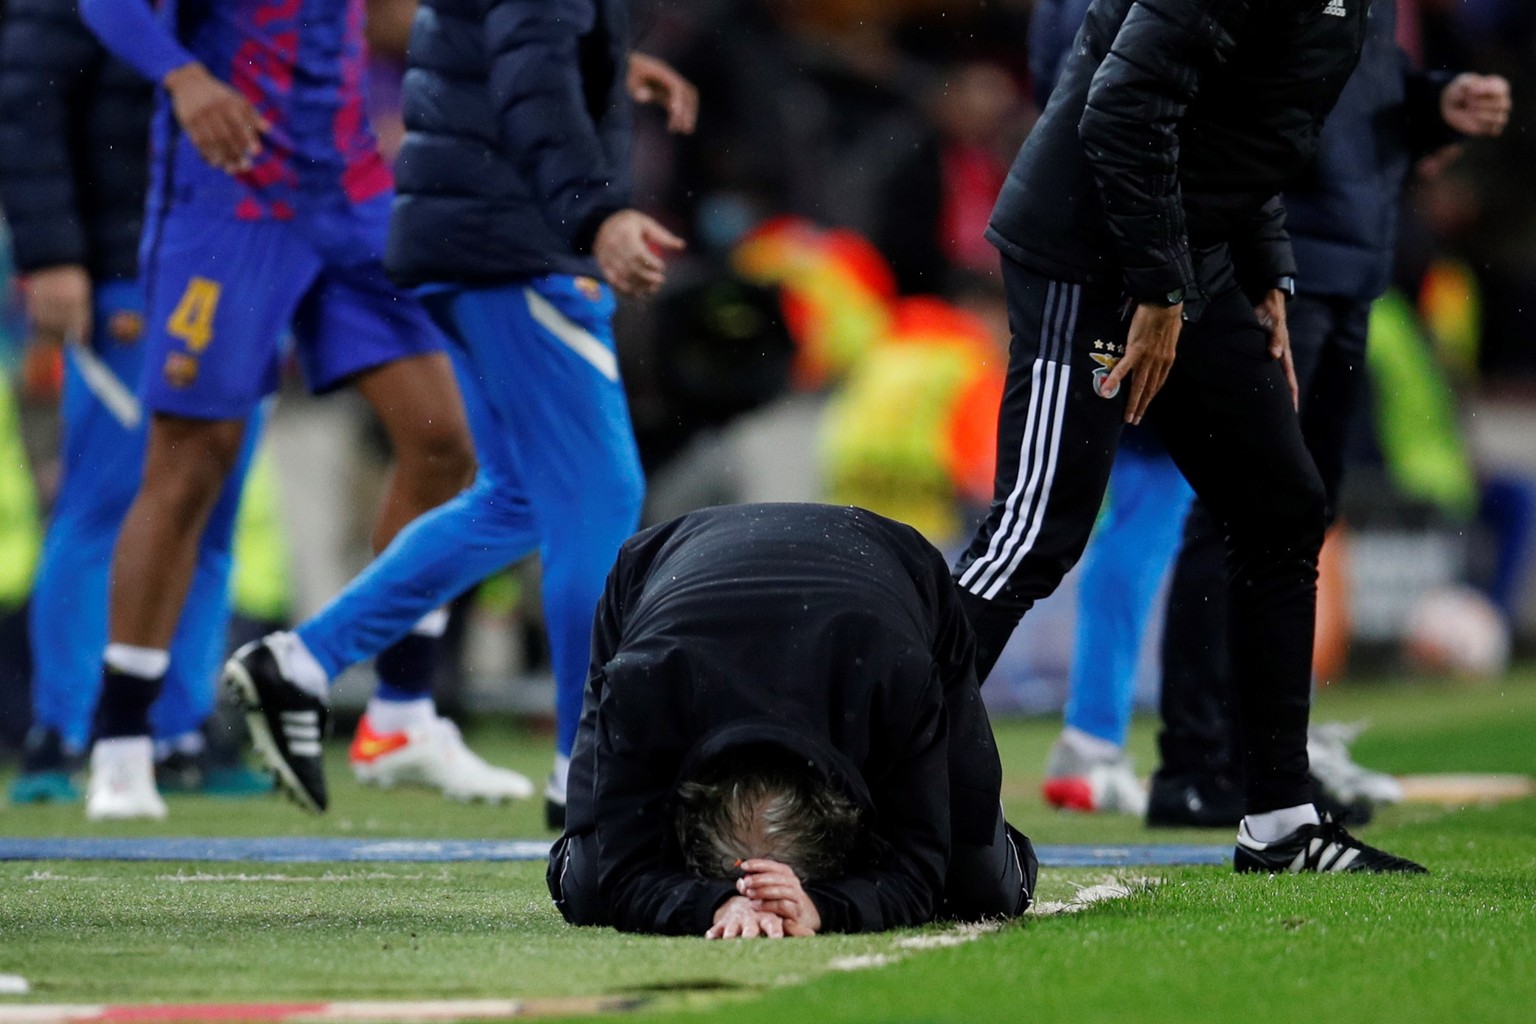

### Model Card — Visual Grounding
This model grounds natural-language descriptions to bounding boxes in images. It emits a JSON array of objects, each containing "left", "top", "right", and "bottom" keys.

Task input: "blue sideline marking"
[{"left": 0, "top": 838, "right": 1230, "bottom": 867}]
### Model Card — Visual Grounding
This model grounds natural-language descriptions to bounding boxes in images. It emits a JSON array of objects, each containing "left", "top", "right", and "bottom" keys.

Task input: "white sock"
[
  {"left": 269, "top": 632, "right": 330, "bottom": 700},
  {"left": 104, "top": 644, "right": 170, "bottom": 679},
  {"left": 549, "top": 753, "right": 571, "bottom": 803},
  {"left": 1243, "top": 803, "right": 1320, "bottom": 843},
  {"left": 1061, "top": 725, "right": 1123, "bottom": 761},
  {"left": 365, "top": 697, "right": 436, "bottom": 734},
  {"left": 411, "top": 608, "right": 450, "bottom": 638}
]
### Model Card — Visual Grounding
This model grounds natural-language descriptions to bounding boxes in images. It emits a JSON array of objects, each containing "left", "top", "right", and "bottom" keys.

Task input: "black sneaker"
[
  {"left": 223, "top": 638, "right": 330, "bottom": 813},
  {"left": 20, "top": 726, "right": 82, "bottom": 774},
  {"left": 9, "top": 727, "right": 83, "bottom": 804},
  {"left": 545, "top": 796, "right": 567, "bottom": 831},
  {"left": 155, "top": 749, "right": 206, "bottom": 794},
  {"left": 1146, "top": 770, "right": 1245, "bottom": 828},
  {"left": 1234, "top": 815, "right": 1426, "bottom": 874}
]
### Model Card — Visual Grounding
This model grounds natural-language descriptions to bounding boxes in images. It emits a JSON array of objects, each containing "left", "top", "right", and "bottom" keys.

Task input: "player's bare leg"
[
  {"left": 350, "top": 350, "right": 476, "bottom": 551},
  {"left": 88, "top": 414, "right": 246, "bottom": 820},
  {"left": 108, "top": 415, "right": 249, "bottom": 649}
]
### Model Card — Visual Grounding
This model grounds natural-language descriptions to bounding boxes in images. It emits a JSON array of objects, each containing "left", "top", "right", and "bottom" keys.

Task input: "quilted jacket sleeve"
[{"left": 1077, "top": 0, "right": 1253, "bottom": 302}]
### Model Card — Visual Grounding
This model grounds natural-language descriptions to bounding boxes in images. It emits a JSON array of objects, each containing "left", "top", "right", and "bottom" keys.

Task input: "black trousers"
[
  {"left": 1157, "top": 295, "right": 1371, "bottom": 779},
  {"left": 955, "top": 257, "right": 1325, "bottom": 814}
]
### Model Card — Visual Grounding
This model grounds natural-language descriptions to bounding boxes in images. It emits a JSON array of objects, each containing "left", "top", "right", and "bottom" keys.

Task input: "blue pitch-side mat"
[{"left": 0, "top": 837, "right": 1231, "bottom": 867}]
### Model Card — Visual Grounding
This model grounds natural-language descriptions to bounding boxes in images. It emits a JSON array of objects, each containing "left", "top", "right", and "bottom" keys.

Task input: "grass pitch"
[{"left": 1, "top": 672, "right": 1533, "bottom": 1023}]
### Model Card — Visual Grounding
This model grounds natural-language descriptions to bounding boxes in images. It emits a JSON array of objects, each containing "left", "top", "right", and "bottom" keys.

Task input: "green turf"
[{"left": 1, "top": 671, "right": 1533, "bottom": 1022}]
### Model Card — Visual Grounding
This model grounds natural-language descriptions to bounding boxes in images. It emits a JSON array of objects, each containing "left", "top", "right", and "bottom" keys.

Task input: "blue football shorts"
[{"left": 138, "top": 194, "right": 443, "bottom": 420}]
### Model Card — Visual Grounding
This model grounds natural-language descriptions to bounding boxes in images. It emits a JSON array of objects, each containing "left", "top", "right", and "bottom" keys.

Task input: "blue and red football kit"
[{"left": 79, "top": 0, "right": 440, "bottom": 421}]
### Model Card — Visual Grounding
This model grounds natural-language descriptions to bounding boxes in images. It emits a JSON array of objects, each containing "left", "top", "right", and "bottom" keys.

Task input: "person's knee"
[
  {"left": 548, "top": 832, "right": 605, "bottom": 926},
  {"left": 141, "top": 417, "right": 247, "bottom": 519},
  {"left": 396, "top": 415, "right": 477, "bottom": 499},
  {"left": 1228, "top": 462, "right": 1326, "bottom": 564}
]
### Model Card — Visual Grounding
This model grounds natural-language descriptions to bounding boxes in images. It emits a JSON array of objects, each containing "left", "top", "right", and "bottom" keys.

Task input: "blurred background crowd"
[{"left": 1, "top": 0, "right": 1533, "bottom": 748}]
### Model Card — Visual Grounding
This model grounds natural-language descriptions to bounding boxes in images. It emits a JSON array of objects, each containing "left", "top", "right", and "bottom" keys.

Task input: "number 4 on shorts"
[{"left": 167, "top": 277, "right": 222, "bottom": 352}]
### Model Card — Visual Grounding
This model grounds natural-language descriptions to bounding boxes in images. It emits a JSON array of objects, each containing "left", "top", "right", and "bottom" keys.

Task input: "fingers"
[
  {"left": 1101, "top": 349, "right": 1135, "bottom": 404},
  {"left": 1447, "top": 75, "right": 1513, "bottom": 136},
  {"left": 738, "top": 859, "right": 794, "bottom": 877},
  {"left": 641, "top": 219, "right": 687, "bottom": 253},
  {"left": 1282, "top": 343, "right": 1299, "bottom": 411},
  {"left": 1125, "top": 352, "right": 1174, "bottom": 425},
  {"left": 188, "top": 100, "right": 266, "bottom": 173},
  {"left": 665, "top": 80, "right": 699, "bottom": 134},
  {"left": 740, "top": 880, "right": 800, "bottom": 902},
  {"left": 706, "top": 911, "right": 783, "bottom": 939}
]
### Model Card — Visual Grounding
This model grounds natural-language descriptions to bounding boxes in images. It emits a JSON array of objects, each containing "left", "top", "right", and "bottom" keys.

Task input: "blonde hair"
[{"left": 674, "top": 747, "right": 863, "bottom": 882}]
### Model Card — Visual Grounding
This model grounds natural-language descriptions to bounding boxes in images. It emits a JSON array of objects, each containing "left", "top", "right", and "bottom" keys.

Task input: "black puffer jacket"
[
  {"left": 1286, "top": 0, "right": 1455, "bottom": 300},
  {"left": 989, "top": 0, "right": 1369, "bottom": 307},
  {"left": 557, "top": 503, "right": 1003, "bottom": 935},
  {"left": 386, "top": 0, "right": 633, "bottom": 288},
  {"left": 0, "top": 0, "right": 151, "bottom": 280}
]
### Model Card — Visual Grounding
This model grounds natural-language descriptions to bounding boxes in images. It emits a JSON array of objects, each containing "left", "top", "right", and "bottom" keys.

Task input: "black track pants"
[
  {"left": 1157, "top": 295, "right": 1371, "bottom": 780},
  {"left": 955, "top": 257, "right": 1326, "bottom": 814}
]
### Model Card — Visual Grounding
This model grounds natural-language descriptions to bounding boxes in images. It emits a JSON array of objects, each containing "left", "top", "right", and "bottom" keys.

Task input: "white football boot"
[
  {"left": 85, "top": 737, "right": 169, "bottom": 821},
  {"left": 1041, "top": 732, "right": 1148, "bottom": 816},
  {"left": 1308, "top": 721, "right": 1405, "bottom": 806},
  {"left": 350, "top": 715, "right": 534, "bottom": 802}
]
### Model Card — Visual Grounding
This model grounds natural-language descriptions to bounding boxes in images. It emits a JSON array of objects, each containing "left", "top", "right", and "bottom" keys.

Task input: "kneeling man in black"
[{"left": 549, "top": 503, "right": 1036, "bottom": 937}]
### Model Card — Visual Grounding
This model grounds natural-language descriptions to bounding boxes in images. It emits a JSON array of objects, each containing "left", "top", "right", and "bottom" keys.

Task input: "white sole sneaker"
[
  {"left": 85, "top": 737, "right": 168, "bottom": 822},
  {"left": 349, "top": 715, "right": 534, "bottom": 802}
]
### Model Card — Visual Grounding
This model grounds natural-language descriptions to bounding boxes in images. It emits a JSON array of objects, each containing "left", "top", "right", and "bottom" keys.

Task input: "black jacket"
[
  {"left": 559, "top": 503, "right": 1003, "bottom": 935},
  {"left": 386, "top": 0, "right": 634, "bottom": 288},
  {"left": 0, "top": 0, "right": 151, "bottom": 280},
  {"left": 1285, "top": 0, "right": 1455, "bottom": 300},
  {"left": 989, "top": 0, "right": 1369, "bottom": 307}
]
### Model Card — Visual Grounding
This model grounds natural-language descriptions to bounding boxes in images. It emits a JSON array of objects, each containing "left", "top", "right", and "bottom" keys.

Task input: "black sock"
[
  {"left": 92, "top": 666, "right": 164, "bottom": 740},
  {"left": 373, "top": 631, "right": 438, "bottom": 703}
]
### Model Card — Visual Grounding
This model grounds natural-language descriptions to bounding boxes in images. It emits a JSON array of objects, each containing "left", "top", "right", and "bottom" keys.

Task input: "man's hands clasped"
[{"left": 706, "top": 859, "right": 822, "bottom": 940}]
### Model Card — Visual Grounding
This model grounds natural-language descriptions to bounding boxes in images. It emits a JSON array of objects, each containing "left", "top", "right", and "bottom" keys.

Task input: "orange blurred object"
[
  {"left": 1312, "top": 524, "right": 1352, "bottom": 685},
  {"left": 20, "top": 342, "right": 64, "bottom": 403}
]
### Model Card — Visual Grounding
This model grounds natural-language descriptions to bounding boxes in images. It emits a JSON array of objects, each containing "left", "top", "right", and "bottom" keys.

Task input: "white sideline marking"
[
  {"left": 0, "top": 997, "right": 637, "bottom": 1023},
  {"left": 827, "top": 921, "right": 1001, "bottom": 974},
  {"left": 23, "top": 871, "right": 102, "bottom": 882},
  {"left": 894, "top": 921, "right": 1002, "bottom": 950},
  {"left": 21, "top": 870, "right": 445, "bottom": 884},
  {"left": 155, "top": 871, "right": 444, "bottom": 884},
  {"left": 827, "top": 954, "right": 900, "bottom": 972},
  {"left": 1030, "top": 876, "right": 1158, "bottom": 916}
]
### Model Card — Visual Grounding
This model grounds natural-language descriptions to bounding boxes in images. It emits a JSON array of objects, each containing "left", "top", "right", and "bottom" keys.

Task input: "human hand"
[
  {"left": 1254, "top": 288, "right": 1297, "bottom": 410},
  {"left": 1102, "top": 302, "right": 1183, "bottom": 425},
  {"left": 24, "top": 265, "right": 92, "bottom": 348},
  {"left": 627, "top": 52, "right": 698, "bottom": 134},
  {"left": 1441, "top": 73, "right": 1511, "bottom": 138},
  {"left": 737, "top": 858, "right": 821, "bottom": 937},
  {"left": 705, "top": 895, "right": 786, "bottom": 939},
  {"left": 593, "top": 209, "right": 685, "bottom": 298},
  {"left": 164, "top": 62, "right": 269, "bottom": 174}
]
